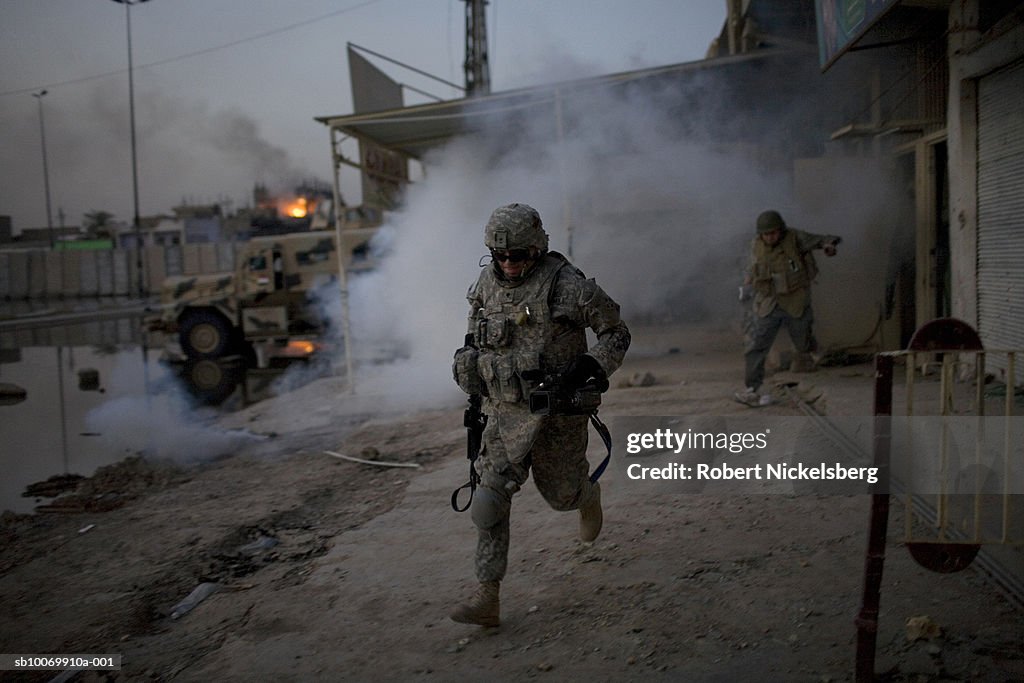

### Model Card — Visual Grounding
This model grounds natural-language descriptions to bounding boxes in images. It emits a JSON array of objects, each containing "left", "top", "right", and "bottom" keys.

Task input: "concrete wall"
[
  {"left": 0, "top": 315, "right": 144, "bottom": 348},
  {"left": 0, "top": 243, "right": 241, "bottom": 300}
]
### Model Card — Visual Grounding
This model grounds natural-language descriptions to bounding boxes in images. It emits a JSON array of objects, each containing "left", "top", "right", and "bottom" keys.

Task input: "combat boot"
[
  {"left": 579, "top": 482, "right": 603, "bottom": 542},
  {"left": 450, "top": 581, "right": 500, "bottom": 627}
]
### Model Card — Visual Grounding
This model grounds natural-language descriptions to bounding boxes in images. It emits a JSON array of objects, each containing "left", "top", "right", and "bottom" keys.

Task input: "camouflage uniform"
[
  {"left": 454, "top": 207, "right": 630, "bottom": 585},
  {"left": 743, "top": 224, "right": 840, "bottom": 393}
]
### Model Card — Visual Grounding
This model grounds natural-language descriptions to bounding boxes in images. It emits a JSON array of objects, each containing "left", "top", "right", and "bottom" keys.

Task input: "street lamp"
[
  {"left": 31, "top": 90, "right": 55, "bottom": 249},
  {"left": 112, "top": 0, "right": 150, "bottom": 298}
]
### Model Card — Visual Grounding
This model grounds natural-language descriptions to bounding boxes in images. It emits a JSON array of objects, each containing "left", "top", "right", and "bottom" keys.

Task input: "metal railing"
[{"left": 855, "top": 318, "right": 1023, "bottom": 681}]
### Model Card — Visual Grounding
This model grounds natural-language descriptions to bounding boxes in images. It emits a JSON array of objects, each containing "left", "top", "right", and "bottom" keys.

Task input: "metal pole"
[
  {"left": 554, "top": 89, "right": 573, "bottom": 259},
  {"left": 328, "top": 127, "right": 354, "bottom": 392},
  {"left": 56, "top": 346, "right": 69, "bottom": 474},
  {"left": 855, "top": 353, "right": 894, "bottom": 682},
  {"left": 115, "top": 0, "right": 148, "bottom": 298},
  {"left": 32, "top": 90, "right": 55, "bottom": 249},
  {"left": 463, "top": 0, "right": 490, "bottom": 95},
  {"left": 127, "top": 1, "right": 145, "bottom": 297}
]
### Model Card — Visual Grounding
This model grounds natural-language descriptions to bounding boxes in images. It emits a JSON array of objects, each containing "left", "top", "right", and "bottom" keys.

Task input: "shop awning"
[{"left": 315, "top": 49, "right": 790, "bottom": 161}]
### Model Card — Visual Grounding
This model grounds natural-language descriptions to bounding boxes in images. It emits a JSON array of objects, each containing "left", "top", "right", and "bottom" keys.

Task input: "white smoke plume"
[
  {"left": 334, "top": 78, "right": 784, "bottom": 411},
  {"left": 328, "top": 64, "right": 903, "bottom": 411},
  {"left": 84, "top": 355, "right": 264, "bottom": 463}
]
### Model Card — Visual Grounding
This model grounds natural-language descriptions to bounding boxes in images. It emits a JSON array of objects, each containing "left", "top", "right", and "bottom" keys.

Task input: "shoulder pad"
[
  {"left": 579, "top": 277, "right": 602, "bottom": 306},
  {"left": 466, "top": 279, "right": 480, "bottom": 303},
  {"left": 547, "top": 251, "right": 586, "bottom": 279},
  {"left": 546, "top": 250, "right": 569, "bottom": 264}
]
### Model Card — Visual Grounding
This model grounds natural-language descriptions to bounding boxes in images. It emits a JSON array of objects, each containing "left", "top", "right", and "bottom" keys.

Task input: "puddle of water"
[
  {"left": 1, "top": 343, "right": 167, "bottom": 513},
  {"left": 0, "top": 309, "right": 328, "bottom": 514}
]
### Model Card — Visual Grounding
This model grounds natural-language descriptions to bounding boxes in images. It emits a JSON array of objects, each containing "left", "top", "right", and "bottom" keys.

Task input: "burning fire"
[
  {"left": 283, "top": 340, "right": 318, "bottom": 356},
  {"left": 282, "top": 197, "right": 308, "bottom": 219}
]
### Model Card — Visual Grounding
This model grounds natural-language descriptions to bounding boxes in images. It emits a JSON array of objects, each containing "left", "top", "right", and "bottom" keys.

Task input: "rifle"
[
  {"left": 451, "top": 392, "right": 487, "bottom": 512},
  {"left": 529, "top": 374, "right": 614, "bottom": 484},
  {"left": 528, "top": 375, "right": 608, "bottom": 416}
]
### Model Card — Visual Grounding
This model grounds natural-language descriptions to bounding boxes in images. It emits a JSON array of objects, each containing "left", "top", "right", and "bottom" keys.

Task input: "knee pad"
[{"left": 470, "top": 486, "right": 509, "bottom": 530}]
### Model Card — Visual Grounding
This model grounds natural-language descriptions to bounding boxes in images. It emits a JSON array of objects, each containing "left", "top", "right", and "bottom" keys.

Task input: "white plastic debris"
[{"left": 170, "top": 582, "right": 220, "bottom": 620}]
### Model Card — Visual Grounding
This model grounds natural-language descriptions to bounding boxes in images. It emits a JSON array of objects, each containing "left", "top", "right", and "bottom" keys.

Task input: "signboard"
[
  {"left": 815, "top": 0, "right": 900, "bottom": 70},
  {"left": 348, "top": 46, "right": 408, "bottom": 208}
]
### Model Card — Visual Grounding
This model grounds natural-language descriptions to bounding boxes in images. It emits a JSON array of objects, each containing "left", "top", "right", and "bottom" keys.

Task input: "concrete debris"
[
  {"left": 620, "top": 371, "right": 656, "bottom": 387},
  {"left": 905, "top": 615, "right": 942, "bottom": 641},
  {"left": 22, "top": 473, "right": 85, "bottom": 499}
]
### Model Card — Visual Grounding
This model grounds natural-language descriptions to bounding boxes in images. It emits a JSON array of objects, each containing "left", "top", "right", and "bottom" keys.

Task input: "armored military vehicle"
[{"left": 150, "top": 223, "right": 377, "bottom": 361}]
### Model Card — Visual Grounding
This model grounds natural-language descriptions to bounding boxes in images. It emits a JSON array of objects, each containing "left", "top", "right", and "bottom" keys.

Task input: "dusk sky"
[{"left": 1, "top": 1, "right": 725, "bottom": 233}]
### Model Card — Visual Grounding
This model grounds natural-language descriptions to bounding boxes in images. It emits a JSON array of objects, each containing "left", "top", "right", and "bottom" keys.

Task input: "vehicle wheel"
[
  {"left": 179, "top": 310, "right": 235, "bottom": 359},
  {"left": 182, "top": 358, "right": 243, "bottom": 405}
]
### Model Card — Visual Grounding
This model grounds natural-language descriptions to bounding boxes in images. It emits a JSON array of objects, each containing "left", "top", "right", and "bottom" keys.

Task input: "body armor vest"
[
  {"left": 471, "top": 253, "right": 586, "bottom": 403},
  {"left": 751, "top": 229, "right": 818, "bottom": 298}
]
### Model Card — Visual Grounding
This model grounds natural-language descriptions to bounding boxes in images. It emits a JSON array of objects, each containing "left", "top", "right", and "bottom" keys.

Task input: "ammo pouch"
[
  {"left": 774, "top": 259, "right": 810, "bottom": 295},
  {"left": 476, "top": 316, "right": 511, "bottom": 348},
  {"left": 453, "top": 347, "right": 485, "bottom": 395},
  {"left": 755, "top": 261, "right": 808, "bottom": 296},
  {"left": 478, "top": 351, "right": 521, "bottom": 402},
  {"left": 771, "top": 271, "right": 792, "bottom": 295},
  {"left": 477, "top": 350, "right": 540, "bottom": 403}
]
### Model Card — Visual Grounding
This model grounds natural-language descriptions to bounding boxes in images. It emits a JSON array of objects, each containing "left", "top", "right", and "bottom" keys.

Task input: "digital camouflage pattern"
[
  {"left": 473, "top": 411, "right": 590, "bottom": 581},
  {"left": 483, "top": 203, "right": 549, "bottom": 252},
  {"left": 457, "top": 246, "right": 630, "bottom": 583},
  {"left": 467, "top": 252, "right": 629, "bottom": 461}
]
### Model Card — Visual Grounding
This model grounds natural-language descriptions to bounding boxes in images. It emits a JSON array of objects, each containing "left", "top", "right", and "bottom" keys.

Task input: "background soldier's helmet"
[
  {"left": 484, "top": 203, "right": 549, "bottom": 252},
  {"left": 756, "top": 210, "right": 786, "bottom": 234}
]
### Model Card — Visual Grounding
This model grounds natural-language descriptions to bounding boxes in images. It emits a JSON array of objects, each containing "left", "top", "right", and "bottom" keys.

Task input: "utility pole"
[
  {"left": 32, "top": 90, "right": 55, "bottom": 249},
  {"left": 464, "top": 0, "right": 490, "bottom": 96},
  {"left": 112, "top": 0, "right": 150, "bottom": 298}
]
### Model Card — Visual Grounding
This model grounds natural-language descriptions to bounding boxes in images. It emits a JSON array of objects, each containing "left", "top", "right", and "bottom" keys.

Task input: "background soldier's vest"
[
  {"left": 472, "top": 253, "right": 586, "bottom": 403},
  {"left": 751, "top": 229, "right": 818, "bottom": 298}
]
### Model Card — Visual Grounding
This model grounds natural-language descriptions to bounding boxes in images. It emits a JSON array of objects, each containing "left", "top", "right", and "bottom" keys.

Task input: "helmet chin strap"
[
  {"left": 491, "top": 255, "right": 539, "bottom": 282},
  {"left": 520, "top": 256, "right": 539, "bottom": 277},
  {"left": 484, "top": 246, "right": 543, "bottom": 281}
]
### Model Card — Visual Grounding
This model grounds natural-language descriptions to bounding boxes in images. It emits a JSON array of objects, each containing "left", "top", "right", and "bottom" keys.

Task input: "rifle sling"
[
  {"left": 588, "top": 412, "right": 613, "bottom": 483},
  {"left": 452, "top": 411, "right": 613, "bottom": 512},
  {"left": 450, "top": 466, "right": 479, "bottom": 512}
]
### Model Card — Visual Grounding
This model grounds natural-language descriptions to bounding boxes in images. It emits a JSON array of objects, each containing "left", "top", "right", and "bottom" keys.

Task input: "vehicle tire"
[
  {"left": 182, "top": 358, "right": 243, "bottom": 406},
  {"left": 179, "top": 309, "right": 236, "bottom": 359}
]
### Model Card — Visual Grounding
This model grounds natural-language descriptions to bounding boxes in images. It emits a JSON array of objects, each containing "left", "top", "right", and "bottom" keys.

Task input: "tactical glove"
[
  {"left": 453, "top": 333, "right": 485, "bottom": 395},
  {"left": 561, "top": 354, "right": 606, "bottom": 391}
]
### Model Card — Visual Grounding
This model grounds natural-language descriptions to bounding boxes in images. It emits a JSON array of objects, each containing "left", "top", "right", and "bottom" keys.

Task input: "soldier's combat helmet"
[
  {"left": 756, "top": 210, "right": 786, "bottom": 234},
  {"left": 484, "top": 203, "right": 549, "bottom": 252}
]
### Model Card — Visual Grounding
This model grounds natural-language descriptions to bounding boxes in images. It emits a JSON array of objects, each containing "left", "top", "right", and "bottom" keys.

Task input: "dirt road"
[{"left": 1, "top": 324, "right": 1022, "bottom": 682}]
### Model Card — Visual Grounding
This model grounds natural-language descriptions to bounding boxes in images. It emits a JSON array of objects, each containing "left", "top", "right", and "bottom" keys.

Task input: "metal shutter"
[{"left": 977, "top": 58, "right": 1024, "bottom": 380}]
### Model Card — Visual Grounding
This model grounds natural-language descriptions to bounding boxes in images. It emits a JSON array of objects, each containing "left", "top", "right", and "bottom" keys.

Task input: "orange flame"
[
  {"left": 285, "top": 340, "right": 318, "bottom": 356},
  {"left": 281, "top": 196, "right": 308, "bottom": 219}
]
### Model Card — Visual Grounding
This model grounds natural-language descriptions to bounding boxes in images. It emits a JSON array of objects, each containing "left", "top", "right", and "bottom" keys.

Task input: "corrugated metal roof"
[{"left": 314, "top": 49, "right": 791, "bottom": 160}]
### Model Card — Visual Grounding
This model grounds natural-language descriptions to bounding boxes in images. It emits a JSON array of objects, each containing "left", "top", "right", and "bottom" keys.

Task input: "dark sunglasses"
[{"left": 491, "top": 249, "right": 532, "bottom": 263}]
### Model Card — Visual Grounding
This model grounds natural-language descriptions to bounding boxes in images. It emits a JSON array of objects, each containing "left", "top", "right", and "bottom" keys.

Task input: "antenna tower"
[{"left": 464, "top": 0, "right": 490, "bottom": 95}]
